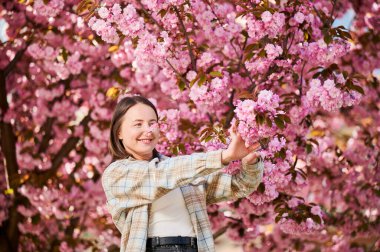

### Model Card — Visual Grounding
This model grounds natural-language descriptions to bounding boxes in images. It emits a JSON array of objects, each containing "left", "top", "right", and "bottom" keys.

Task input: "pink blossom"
[
  {"left": 278, "top": 218, "right": 323, "bottom": 236},
  {"left": 288, "top": 198, "right": 302, "bottom": 208},
  {"left": 261, "top": 11, "right": 272, "bottom": 23},
  {"left": 98, "top": 7, "right": 110, "bottom": 19},
  {"left": 294, "top": 12, "right": 305, "bottom": 23},
  {"left": 264, "top": 43, "right": 283, "bottom": 60},
  {"left": 311, "top": 205, "right": 323, "bottom": 217},
  {"left": 33, "top": 0, "right": 64, "bottom": 18}
]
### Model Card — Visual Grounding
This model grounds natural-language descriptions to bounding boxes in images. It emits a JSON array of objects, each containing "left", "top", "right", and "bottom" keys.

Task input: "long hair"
[{"left": 109, "top": 96, "right": 160, "bottom": 162}]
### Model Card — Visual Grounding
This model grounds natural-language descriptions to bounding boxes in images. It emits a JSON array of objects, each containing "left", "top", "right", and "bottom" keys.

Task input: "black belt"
[{"left": 147, "top": 236, "right": 197, "bottom": 248}]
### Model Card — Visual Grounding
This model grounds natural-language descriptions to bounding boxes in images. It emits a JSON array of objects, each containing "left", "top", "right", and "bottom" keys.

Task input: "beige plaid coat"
[{"left": 101, "top": 149, "right": 264, "bottom": 252}]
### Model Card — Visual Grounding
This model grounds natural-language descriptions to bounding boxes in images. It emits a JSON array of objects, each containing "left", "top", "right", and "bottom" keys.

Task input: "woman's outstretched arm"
[{"left": 204, "top": 157, "right": 264, "bottom": 205}]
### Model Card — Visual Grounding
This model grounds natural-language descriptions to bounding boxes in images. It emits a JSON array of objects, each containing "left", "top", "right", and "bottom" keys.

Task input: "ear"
[{"left": 118, "top": 130, "right": 122, "bottom": 140}]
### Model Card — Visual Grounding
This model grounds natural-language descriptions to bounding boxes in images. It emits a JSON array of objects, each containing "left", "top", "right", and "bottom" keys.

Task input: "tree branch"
[
  {"left": 1, "top": 72, "right": 19, "bottom": 191},
  {"left": 38, "top": 117, "right": 55, "bottom": 153},
  {"left": 0, "top": 39, "right": 34, "bottom": 252},
  {"left": 229, "top": 39, "right": 256, "bottom": 92},
  {"left": 28, "top": 114, "right": 91, "bottom": 187},
  {"left": 166, "top": 59, "right": 190, "bottom": 89},
  {"left": 213, "top": 222, "right": 234, "bottom": 240},
  {"left": 299, "top": 61, "right": 307, "bottom": 97},
  {"left": 173, "top": 6, "right": 196, "bottom": 71},
  {"left": 4, "top": 40, "right": 32, "bottom": 77},
  {"left": 224, "top": 89, "right": 236, "bottom": 129},
  {"left": 136, "top": 0, "right": 165, "bottom": 31}
]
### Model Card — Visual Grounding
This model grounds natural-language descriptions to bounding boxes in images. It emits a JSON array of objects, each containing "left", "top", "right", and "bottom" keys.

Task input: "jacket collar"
[{"left": 126, "top": 153, "right": 168, "bottom": 162}]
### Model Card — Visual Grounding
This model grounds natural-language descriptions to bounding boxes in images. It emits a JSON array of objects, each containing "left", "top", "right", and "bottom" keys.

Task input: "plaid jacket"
[{"left": 101, "top": 149, "right": 264, "bottom": 252}]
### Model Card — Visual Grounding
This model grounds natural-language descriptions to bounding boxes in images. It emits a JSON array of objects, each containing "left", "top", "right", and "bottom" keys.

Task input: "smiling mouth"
[{"left": 138, "top": 139, "right": 153, "bottom": 144}]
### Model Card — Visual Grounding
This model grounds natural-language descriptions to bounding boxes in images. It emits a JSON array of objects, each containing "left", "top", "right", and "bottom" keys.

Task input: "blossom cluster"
[
  {"left": 234, "top": 90, "right": 286, "bottom": 146},
  {"left": 33, "top": 0, "right": 64, "bottom": 18},
  {"left": 278, "top": 218, "right": 323, "bottom": 236},
  {"left": 306, "top": 78, "right": 363, "bottom": 112},
  {"left": 89, "top": 4, "right": 145, "bottom": 44},
  {"left": 246, "top": 11, "right": 286, "bottom": 41},
  {"left": 188, "top": 74, "right": 229, "bottom": 107}
]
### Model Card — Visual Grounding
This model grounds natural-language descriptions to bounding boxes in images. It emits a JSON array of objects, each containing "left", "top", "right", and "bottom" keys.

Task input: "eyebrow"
[{"left": 133, "top": 119, "right": 157, "bottom": 122}]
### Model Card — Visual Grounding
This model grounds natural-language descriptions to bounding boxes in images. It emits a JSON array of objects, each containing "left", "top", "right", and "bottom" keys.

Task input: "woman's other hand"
[{"left": 221, "top": 124, "right": 261, "bottom": 165}]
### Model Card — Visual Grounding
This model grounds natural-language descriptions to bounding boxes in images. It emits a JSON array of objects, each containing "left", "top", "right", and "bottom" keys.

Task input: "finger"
[
  {"left": 232, "top": 124, "right": 238, "bottom": 134},
  {"left": 248, "top": 143, "right": 261, "bottom": 152},
  {"left": 242, "top": 152, "right": 260, "bottom": 164},
  {"left": 229, "top": 126, "right": 238, "bottom": 138}
]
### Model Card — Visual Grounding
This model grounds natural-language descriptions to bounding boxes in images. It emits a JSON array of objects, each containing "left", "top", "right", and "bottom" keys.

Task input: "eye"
[
  {"left": 134, "top": 123, "right": 142, "bottom": 127},
  {"left": 149, "top": 122, "right": 159, "bottom": 129}
]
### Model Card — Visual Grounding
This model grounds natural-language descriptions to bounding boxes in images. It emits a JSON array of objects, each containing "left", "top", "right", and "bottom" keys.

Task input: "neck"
[{"left": 128, "top": 150, "right": 154, "bottom": 161}]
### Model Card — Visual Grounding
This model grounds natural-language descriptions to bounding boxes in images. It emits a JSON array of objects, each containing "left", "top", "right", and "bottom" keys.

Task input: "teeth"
[{"left": 139, "top": 139, "right": 152, "bottom": 143}]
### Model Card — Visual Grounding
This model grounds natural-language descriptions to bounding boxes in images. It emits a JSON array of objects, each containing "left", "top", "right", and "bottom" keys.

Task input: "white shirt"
[{"left": 148, "top": 187, "right": 196, "bottom": 237}]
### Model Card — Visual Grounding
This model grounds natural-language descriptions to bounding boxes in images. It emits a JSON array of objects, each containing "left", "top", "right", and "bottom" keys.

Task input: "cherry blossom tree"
[{"left": 0, "top": 0, "right": 379, "bottom": 251}]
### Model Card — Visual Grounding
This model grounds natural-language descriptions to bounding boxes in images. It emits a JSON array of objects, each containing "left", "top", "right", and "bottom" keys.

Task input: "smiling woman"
[
  {"left": 102, "top": 95, "right": 264, "bottom": 252},
  {"left": 108, "top": 96, "right": 161, "bottom": 162},
  {"left": 118, "top": 103, "right": 160, "bottom": 160}
]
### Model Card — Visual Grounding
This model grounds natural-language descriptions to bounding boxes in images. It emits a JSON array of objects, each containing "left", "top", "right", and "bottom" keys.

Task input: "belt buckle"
[
  {"left": 154, "top": 237, "right": 160, "bottom": 247},
  {"left": 190, "top": 237, "right": 195, "bottom": 248}
]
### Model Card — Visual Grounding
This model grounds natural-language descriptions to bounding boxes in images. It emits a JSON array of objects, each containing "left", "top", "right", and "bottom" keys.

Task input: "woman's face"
[{"left": 118, "top": 103, "right": 160, "bottom": 160}]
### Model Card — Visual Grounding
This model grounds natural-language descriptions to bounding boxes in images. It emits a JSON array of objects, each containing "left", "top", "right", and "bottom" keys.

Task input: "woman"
[{"left": 102, "top": 96, "right": 264, "bottom": 252}]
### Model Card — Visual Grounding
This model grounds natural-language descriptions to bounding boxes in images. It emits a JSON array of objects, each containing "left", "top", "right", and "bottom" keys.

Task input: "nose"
[{"left": 144, "top": 125, "right": 153, "bottom": 134}]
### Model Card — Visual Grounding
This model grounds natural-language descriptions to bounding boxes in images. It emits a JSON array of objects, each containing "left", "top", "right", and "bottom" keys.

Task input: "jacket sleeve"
[
  {"left": 204, "top": 157, "right": 264, "bottom": 205},
  {"left": 101, "top": 150, "right": 225, "bottom": 224}
]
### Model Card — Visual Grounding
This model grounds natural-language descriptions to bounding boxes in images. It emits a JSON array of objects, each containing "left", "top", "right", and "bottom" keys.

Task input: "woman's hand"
[
  {"left": 221, "top": 123, "right": 261, "bottom": 165},
  {"left": 242, "top": 150, "right": 261, "bottom": 165}
]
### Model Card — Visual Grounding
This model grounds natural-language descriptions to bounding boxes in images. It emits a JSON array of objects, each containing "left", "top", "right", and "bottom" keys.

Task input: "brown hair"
[{"left": 109, "top": 95, "right": 160, "bottom": 162}]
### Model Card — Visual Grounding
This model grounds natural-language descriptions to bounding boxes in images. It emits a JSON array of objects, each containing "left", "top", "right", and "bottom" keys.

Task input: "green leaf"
[
  {"left": 244, "top": 51, "right": 255, "bottom": 62},
  {"left": 241, "top": 30, "right": 249, "bottom": 38},
  {"left": 244, "top": 43, "right": 259, "bottom": 54},
  {"left": 304, "top": 31, "right": 309, "bottom": 41},
  {"left": 306, "top": 144, "right": 312, "bottom": 154},
  {"left": 324, "top": 34, "right": 332, "bottom": 45},
  {"left": 308, "top": 138, "right": 319, "bottom": 146},
  {"left": 31, "top": 214, "right": 41, "bottom": 225},
  {"left": 275, "top": 215, "right": 282, "bottom": 223},
  {"left": 349, "top": 84, "right": 365, "bottom": 95},
  {"left": 177, "top": 78, "right": 186, "bottom": 91},
  {"left": 199, "top": 131, "right": 212, "bottom": 142},
  {"left": 294, "top": 216, "right": 303, "bottom": 224},
  {"left": 311, "top": 214, "right": 322, "bottom": 225},
  {"left": 256, "top": 114, "right": 265, "bottom": 126},
  {"left": 172, "top": 146, "right": 178, "bottom": 155},
  {"left": 274, "top": 204, "right": 284, "bottom": 212},
  {"left": 373, "top": 189, "right": 380, "bottom": 197},
  {"left": 209, "top": 71, "right": 223, "bottom": 78},
  {"left": 258, "top": 49, "right": 266, "bottom": 58},
  {"left": 204, "top": 135, "right": 213, "bottom": 142},
  {"left": 198, "top": 127, "right": 211, "bottom": 136},
  {"left": 158, "top": 9, "right": 168, "bottom": 18},
  {"left": 198, "top": 73, "right": 206, "bottom": 87},
  {"left": 265, "top": 115, "right": 273, "bottom": 127},
  {"left": 307, "top": 66, "right": 323, "bottom": 73},
  {"left": 274, "top": 117, "right": 285, "bottom": 129},
  {"left": 61, "top": 48, "right": 68, "bottom": 62},
  {"left": 218, "top": 135, "right": 227, "bottom": 144},
  {"left": 312, "top": 72, "right": 322, "bottom": 79},
  {"left": 281, "top": 114, "right": 291, "bottom": 123},
  {"left": 185, "top": 13, "right": 194, "bottom": 21}
]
